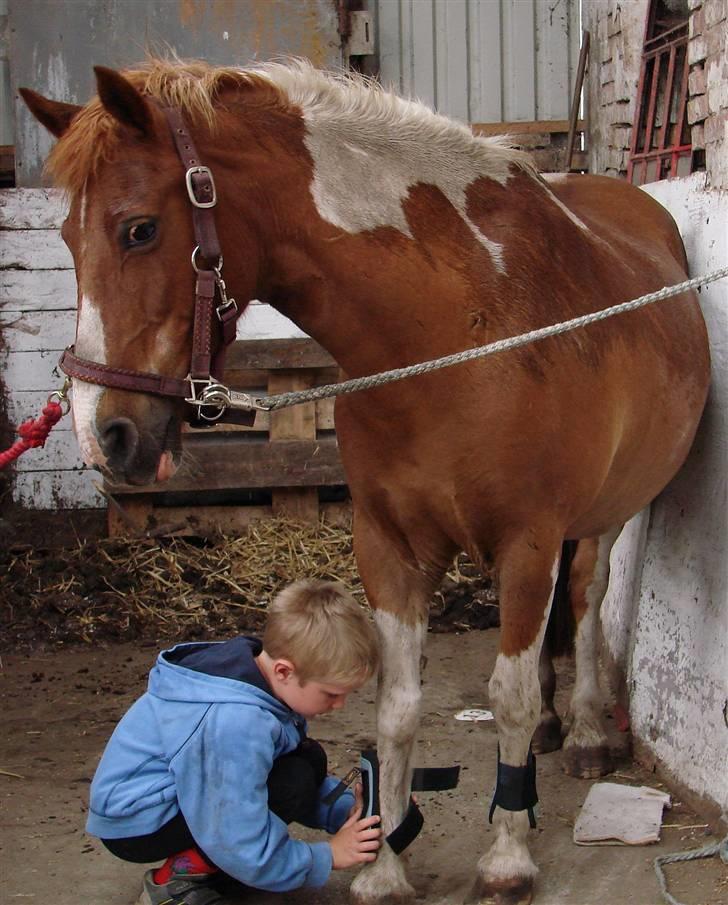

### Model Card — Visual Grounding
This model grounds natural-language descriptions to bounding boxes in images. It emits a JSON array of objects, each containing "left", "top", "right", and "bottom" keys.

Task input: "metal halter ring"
[{"left": 191, "top": 245, "right": 223, "bottom": 274}]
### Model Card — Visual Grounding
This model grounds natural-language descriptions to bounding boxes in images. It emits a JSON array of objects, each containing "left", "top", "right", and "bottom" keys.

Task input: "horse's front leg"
[
  {"left": 469, "top": 530, "right": 562, "bottom": 905},
  {"left": 350, "top": 515, "right": 450, "bottom": 905}
]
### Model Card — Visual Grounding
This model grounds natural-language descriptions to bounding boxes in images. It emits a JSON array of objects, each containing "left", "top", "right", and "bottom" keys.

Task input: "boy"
[{"left": 86, "top": 579, "right": 382, "bottom": 905}]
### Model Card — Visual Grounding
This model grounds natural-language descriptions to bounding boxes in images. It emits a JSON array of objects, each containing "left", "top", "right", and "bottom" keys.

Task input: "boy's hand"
[{"left": 330, "top": 783, "right": 382, "bottom": 869}]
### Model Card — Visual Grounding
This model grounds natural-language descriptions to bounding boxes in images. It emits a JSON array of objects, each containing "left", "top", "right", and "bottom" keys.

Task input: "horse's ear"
[
  {"left": 18, "top": 88, "right": 82, "bottom": 138},
  {"left": 94, "top": 66, "right": 154, "bottom": 136}
]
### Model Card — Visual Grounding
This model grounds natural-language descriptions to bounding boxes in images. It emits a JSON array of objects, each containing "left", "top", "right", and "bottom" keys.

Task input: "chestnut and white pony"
[{"left": 21, "top": 60, "right": 709, "bottom": 904}]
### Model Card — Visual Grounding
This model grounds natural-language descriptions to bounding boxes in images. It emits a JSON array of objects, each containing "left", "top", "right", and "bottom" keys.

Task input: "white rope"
[
  {"left": 245, "top": 264, "right": 728, "bottom": 412},
  {"left": 655, "top": 834, "right": 728, "bottom": 905}
]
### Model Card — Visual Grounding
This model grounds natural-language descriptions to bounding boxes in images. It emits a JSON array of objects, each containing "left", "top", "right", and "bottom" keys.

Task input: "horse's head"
[{"left": 20, "top": 65, "right": 263, "bottom": 485}]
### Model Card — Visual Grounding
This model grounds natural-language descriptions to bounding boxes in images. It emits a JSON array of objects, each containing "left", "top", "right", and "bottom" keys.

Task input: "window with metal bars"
[{"left": 627, "top": 0, "right": 693, "bottom": 185}]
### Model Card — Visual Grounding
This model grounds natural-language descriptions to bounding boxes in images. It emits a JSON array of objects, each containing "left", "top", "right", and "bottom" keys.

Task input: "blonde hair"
[{"left": 263, "top": 579, "right": 379, "bottom": 685}]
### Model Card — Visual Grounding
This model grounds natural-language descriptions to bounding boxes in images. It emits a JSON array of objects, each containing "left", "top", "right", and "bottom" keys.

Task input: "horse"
[{"left": 21, "top": 59, "right": 710, "bottom": 904}]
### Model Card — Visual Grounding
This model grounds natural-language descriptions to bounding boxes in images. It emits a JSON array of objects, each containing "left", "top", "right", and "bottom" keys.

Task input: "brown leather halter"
[{"left": 58, "top": 104, "right": 255, "bottom": 426}]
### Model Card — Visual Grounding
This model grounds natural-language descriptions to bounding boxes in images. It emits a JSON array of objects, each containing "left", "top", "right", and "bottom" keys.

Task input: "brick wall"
[
  {"left": 583, "top": 0, "right": 648, "bottom": 178},
  {"left": 584, "top": 0, "right": 728, "bottom": 187},
  {"left": 688, "top": 0, "right": 728, "bottom": 186}
]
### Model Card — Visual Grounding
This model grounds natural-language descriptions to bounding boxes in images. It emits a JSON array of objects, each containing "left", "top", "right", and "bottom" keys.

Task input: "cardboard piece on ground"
[{"left": 573, "top": 782, "right": 671, "bottom": 846}]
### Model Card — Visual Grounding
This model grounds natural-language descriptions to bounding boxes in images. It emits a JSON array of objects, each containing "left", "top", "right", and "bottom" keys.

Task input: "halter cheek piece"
[{"left": 58, "top": 104, "right": 255, "bottom": 426}]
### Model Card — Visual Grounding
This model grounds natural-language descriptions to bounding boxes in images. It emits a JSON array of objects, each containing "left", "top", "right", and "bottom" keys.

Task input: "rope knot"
[{"left": 17, "top": 402, "right": 64, "bottom": 448}]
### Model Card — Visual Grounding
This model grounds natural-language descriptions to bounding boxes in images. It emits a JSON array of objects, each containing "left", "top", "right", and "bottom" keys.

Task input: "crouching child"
[{"left": 85, "top": 579, "right": 382, "bottom": 905}]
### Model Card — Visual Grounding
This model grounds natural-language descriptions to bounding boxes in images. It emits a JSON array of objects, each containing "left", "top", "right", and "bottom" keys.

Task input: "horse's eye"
[{"left": 123, "top": 219, "right": 157, "bottom": 248}]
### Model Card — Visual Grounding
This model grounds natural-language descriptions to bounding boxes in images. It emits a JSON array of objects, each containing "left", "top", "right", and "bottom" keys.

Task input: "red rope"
[{"left": 0, "top": 401, "right": 65, "bottom": 469}]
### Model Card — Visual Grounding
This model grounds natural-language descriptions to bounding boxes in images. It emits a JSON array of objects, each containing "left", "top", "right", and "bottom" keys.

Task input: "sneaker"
[{"left": 136, "top": 869, "right": 225, "bottom": 905}]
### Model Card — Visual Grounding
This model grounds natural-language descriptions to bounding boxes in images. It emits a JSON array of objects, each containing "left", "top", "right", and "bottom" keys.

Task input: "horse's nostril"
[{"left": 99, "top": 417, "right": 139, "bottom": 465}]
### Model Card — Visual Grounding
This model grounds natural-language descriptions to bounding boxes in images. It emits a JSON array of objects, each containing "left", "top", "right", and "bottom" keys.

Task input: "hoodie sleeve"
[
  {"left": 169, "top": 704, "right": 332, "bottom": 891},
  {"left": 299, "top": 775, "right": 356, "bottom": 834}
]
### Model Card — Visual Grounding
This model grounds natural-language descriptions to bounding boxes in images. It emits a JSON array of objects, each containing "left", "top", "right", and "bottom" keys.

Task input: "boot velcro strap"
[
  {"left": 385, "top": 797, "right": 424, "bottom": 854},
  {"left": 411, "top": 764, "right": 460, "bottom": 791}
]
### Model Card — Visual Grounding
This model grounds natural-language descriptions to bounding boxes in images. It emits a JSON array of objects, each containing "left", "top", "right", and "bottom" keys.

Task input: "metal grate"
[{"left": 627, "top": 1, "right": 691, "bottom": 185}]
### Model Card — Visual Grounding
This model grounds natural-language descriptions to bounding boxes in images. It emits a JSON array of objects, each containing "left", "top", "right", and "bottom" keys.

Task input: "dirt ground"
[{"left": 2, "top": 630, "right": 726, "bottom": 905}]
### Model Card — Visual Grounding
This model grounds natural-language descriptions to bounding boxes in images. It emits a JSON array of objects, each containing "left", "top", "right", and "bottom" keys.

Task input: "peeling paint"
[{"left": 601, "top": 175, "right": 728, "bottom": 816}]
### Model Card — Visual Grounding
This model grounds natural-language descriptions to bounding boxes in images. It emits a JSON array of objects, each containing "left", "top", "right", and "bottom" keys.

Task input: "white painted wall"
[
  {"left": 0, "top": 188, "right": 304, "bottom": 509},
  {"left": 602, "top": 172, "right": 728, "bottom": 819}
]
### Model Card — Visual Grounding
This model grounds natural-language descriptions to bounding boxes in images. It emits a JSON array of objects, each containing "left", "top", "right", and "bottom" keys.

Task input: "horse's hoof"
[
  {"left": 351, "top": 892, "right": 415, "bottom": 905},
  {"left": 531, "top": 715, "right": 563, "bottom": 754},
  {"left": 465, "top": 875, "right": 533, "bottom": 905},
  {"left": 562, "top": 744, "right": 613, "bottom": 779}
]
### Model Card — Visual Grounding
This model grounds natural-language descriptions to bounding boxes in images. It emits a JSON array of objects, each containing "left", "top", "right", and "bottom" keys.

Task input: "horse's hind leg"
[
  {"left": 469, "top": 527, "right": 563, "bottom": 905},
  {"left": 562, "top": 527, "right": 622, "bottom": 779},
  {"left": 350, "top": 512, "right": 453, "bottom": 905},
  {"left": 532, "top": 642, "right": 563, "bottom": 754}
]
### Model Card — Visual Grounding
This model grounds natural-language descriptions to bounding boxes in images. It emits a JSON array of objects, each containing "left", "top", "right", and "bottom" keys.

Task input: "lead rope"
[
  {"left": 0, "top": 386, "right": 69, "bottom": 469},
  {"left": 238, "top": 265, "right": 728, "bottom": 413},
  {"left": 655, "top": 834, "right": 728, "bottom": 905}
]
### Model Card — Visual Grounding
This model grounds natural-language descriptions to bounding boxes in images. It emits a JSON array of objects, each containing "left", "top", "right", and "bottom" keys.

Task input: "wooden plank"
[
  {"left": 0, "top": 268, "right": 77, "bottom": 311},
  {"left": 108, "top": 436, "right": 345, "bottom": 495},
  {"left": 11, "top": 469, "right": 104, "bottom": 509},
  {"left": 2, "top": 349, "right": 67, "bottom": 390},
  {"left": 7, "top": 390, "right": 75, "bottom": 429},
  {"left": 472, "top": 119, "right": 585, "bottom": 136},
  {"left": 269, "top": 370, "right": 319, "bottom": 521},
  {"left": 9, "top": 430, "right": 83, "bottom": 472},
  {"left": 0, "top": 229, "right": 73, "bottom": 269},
  {"left": 0, "top": 188, "right": 67, "bottom": 229},
  {"left": 0, "top": 307, "right": 75, "bottom": 353},
  {"left": 226, "top": 338, "right": 336, "bottom": 370}
]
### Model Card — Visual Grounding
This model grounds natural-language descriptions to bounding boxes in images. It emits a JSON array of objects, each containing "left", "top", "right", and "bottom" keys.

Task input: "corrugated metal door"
[
  {"left": 9, "top": 0, "right": 342, "bottom": 186},
  {"left": 375, "top": 0, "right": 581, "bottom": 125}
]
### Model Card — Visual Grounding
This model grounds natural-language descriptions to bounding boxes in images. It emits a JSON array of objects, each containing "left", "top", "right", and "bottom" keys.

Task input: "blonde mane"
[{"left": 48, "top": 57, "right": 534, "bottom": 194}]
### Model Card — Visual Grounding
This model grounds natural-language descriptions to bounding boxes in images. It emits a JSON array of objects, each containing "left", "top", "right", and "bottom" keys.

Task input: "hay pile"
[{"left": 1, "top": 518, "right": 497, "bottom": 649}]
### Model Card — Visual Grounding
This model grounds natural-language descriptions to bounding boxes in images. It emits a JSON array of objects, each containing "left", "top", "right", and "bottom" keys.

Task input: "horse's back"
[{"left": 543, "top": 172, "right": 688, "bottom": 270}]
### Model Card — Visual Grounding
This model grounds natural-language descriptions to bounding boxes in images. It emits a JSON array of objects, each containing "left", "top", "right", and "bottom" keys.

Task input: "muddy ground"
[{"left": 2, "top": 631, "right": 726, "bottom": 905}]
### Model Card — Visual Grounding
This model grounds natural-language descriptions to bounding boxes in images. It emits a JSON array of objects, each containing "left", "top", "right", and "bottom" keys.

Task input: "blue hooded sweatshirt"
[{"left": 86, "top": 637, "right": 354, "bottom": 891}]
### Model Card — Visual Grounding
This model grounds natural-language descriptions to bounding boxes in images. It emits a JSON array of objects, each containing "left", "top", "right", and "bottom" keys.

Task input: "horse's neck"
[{"left": 220, "top": 107, "right": 552, "bottom": 376}]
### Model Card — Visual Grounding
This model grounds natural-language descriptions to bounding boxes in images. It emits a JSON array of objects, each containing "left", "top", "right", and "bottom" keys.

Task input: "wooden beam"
[
  {"left": 226, "top": 338, "right": 336, "bottom": 370},
  {"left": 107, "top": 436, "right": 346, "bottom": 495},
  {"left": 472, "top": 119, "right": 585, "bottom": 137}
]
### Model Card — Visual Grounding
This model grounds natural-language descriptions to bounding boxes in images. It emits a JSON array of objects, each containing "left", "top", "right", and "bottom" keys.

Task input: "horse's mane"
[{"left": 48, "top": 57, "right": 535, "bottom": 193}]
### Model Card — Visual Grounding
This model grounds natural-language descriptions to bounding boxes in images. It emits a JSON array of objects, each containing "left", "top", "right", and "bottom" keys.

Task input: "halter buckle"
[{"left": 185, "top": 165, "right": 217, "bottom": 208}]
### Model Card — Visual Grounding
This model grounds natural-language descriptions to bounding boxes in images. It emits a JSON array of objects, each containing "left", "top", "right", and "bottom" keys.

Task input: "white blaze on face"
[{"left": 72, "top": 294, "right": 108, "bottom": 468}]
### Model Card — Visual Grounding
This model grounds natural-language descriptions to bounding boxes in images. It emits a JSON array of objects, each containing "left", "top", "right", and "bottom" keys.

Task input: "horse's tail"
[{"left": 545, "top": 539, "right": 578, "bottom": 657}]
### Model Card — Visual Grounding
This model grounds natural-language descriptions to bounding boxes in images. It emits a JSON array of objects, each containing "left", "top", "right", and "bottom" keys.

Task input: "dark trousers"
[{"left": 101, "top": 738, "right": 328, "bottom": 865}]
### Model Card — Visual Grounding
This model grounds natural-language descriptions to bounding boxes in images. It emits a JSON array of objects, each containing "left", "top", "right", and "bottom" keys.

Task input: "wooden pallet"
[{"left": 107, "top": 339, "right": 350, "bottom": 537}]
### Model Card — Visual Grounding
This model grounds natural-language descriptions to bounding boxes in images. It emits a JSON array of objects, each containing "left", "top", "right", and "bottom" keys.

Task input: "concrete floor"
[{"left": 2, "top": 631, "right": 725, "bottom": 905}]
